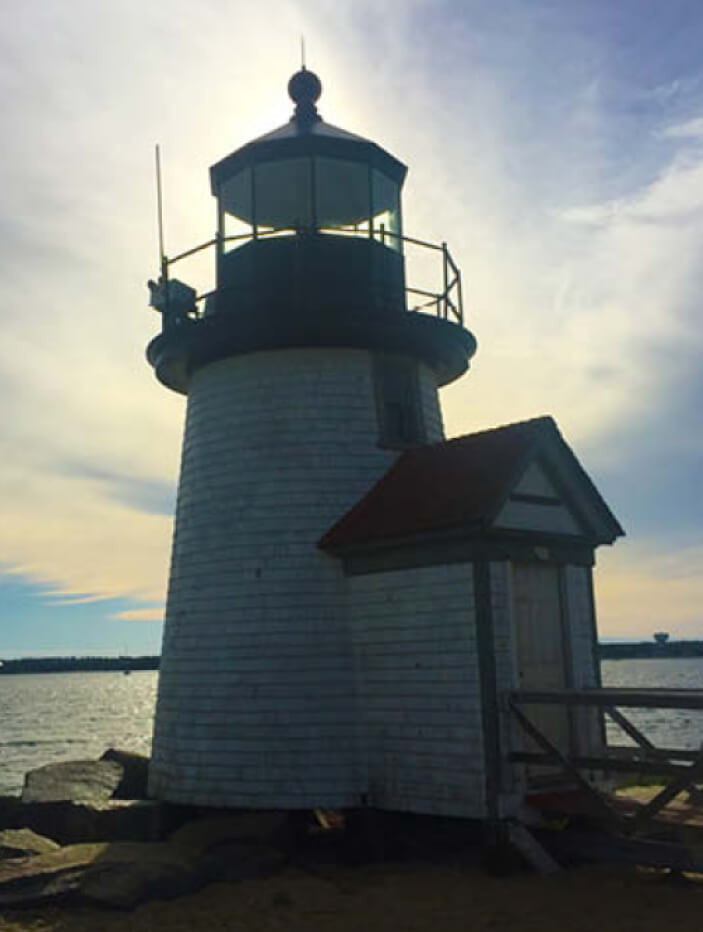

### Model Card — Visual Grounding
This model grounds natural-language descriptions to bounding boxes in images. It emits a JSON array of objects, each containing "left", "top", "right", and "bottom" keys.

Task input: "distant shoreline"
[
  {"left": 0, "top": 656, "right": 160, "bottom": 674},
  {"left": 1, "top": 642, "right": 703, "bottom": 673},
  {"left": 599, "top": 640, "right": 703, "bottom": 660}
]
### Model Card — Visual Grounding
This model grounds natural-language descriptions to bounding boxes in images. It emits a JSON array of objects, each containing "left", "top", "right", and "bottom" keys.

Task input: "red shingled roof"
[{"left": 319, "top": 416, "right": 622, "bottom": 550}]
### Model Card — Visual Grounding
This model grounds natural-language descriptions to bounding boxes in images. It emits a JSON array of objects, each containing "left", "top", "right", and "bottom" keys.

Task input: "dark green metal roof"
[{"left": 210, "top": 69, "right": 407, "bottom": 193}]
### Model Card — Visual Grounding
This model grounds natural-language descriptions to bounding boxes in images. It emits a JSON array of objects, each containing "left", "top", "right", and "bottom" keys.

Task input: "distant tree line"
[
  {"left": 0, "top": 656, "right": 160, "bottom": 674},
  {"left": 599, "top": 641, "right": 703, "bottom": 660},
  {"left": 2, "top": 643, "right": 701, "bottom": 673}
]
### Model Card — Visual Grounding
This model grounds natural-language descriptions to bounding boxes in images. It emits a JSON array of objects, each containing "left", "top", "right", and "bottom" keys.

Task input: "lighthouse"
[
  {"left": 147, "top": 68, "right": 476, "bottom": 809},
  {"left": 147, "top": 68, "right": 621, "bottom": 820}
]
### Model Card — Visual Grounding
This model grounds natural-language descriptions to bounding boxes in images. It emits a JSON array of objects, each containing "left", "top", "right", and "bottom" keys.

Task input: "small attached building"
[{"left": 320, "top": 415, "right": 624, "bottom": 820}]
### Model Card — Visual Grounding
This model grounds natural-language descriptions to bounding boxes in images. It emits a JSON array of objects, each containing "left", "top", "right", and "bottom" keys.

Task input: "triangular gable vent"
[{"left": 493, "top": 459, "right": 584, "bottom": 537}]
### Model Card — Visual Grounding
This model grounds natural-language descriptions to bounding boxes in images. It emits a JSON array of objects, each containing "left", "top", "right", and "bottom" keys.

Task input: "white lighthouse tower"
[{"left": 147, "top": 68, "right": 476, "bottom": 809}]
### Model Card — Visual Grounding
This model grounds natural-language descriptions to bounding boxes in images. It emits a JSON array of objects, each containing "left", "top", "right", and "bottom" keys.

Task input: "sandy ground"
[{"left": 1, "top": 860, "right": 702, "bottom": 932}]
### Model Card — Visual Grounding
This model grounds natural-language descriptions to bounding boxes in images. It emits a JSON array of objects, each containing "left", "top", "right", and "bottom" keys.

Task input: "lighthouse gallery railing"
[{"left": 159, "top": 226, "right": 465, "bottom": 326}]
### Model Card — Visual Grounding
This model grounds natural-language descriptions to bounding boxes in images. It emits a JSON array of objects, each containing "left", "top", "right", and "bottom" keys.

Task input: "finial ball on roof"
[{"left": 288, "top": 67, "right": 322, "bottom": 106}]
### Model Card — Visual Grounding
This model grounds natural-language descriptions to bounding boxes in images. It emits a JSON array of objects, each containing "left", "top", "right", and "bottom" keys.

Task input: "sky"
[{"left": 1, "top": 0, "right": 703, "bottom": 656}]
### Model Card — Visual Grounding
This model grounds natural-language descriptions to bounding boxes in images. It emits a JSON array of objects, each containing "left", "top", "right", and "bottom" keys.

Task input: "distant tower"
[{"left": 147, "top": 69, "right": 476, "bottom": 808}]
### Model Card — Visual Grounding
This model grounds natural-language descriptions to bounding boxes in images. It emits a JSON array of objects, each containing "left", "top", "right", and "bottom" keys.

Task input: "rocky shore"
[
  {"left": 1, "top": 752, "right": 702, "bottom": 930},
  {"left": 1, "top": 852, "right": 702, "bottom": 932},
  {"left": 0, "top": 751, "right": 297, "bottom": 912}
]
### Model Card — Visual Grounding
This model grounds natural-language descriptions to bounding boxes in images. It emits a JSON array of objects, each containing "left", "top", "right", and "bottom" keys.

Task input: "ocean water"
[
  {"left": 601, "top": 657, "right": 703, "bottom": 752},
  {"left": 0, "top": 671, "right": 157, "bottom": 796},
  {"left": 0, "top": 660, "right": 701, "bottom": 797}
]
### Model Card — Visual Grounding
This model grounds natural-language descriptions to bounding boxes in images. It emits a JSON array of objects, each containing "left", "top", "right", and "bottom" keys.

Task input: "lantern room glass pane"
[
  {"left": 315, "top": 157, "right": 370, "bottom": 230},
  {"left": 220, "top": 168, "right": 253, "bottom": 252},
  {"left": 372, "top": 169, "right": 401, "bottom": 251},
  {"left": 254, "top": 158, "right": 312, "bottom": 231},
  {"left": 220, "top": 168, "right": 252, "bottom": 221}
]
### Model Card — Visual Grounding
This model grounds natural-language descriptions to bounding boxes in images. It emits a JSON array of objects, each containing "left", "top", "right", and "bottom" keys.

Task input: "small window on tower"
[{"left": 374, "top": 355, "right": 426, "bottom": 449}]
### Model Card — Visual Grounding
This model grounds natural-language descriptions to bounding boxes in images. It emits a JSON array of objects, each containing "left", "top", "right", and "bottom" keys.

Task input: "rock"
[
  {"left": 0, "top": 796, "right": 20, "bottom": 828},
  {"left": 0, "top": 828, "right": 60, "bottom": 860},
  {"left": 168, "top": 813, "right": 289, "bottom": 885},
  {"left": 0, "top": 813, "right": 294, "bottom": 910},
  {"left": 100, "top": 749, "right": 150, "bottom": 800},
  {"left": 0, "top": 840, "right": 217, "bottom": 910},
  {"left": 169, "top": 810, "right": 290, "bottom": 853},
  {"left": 0, "top": 842, "right": 105, "bottom": 908},
  {"left": 10, "top": 798, "right": 174, "bottom": 845},
  {"left": 22, "top": 760, "right": 123, "bottom": 805},
  {"left": 78, "top": 842, "right": 213, "bottom": 910}
]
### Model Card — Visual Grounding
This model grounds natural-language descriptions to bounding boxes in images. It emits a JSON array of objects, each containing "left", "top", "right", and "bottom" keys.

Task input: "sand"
[{"left": 1, "top": 860, "right": 702, "bottom": 932}]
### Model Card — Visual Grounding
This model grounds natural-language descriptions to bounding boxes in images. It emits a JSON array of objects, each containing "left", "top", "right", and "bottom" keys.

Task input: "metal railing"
[{"left": 155, "top": 225, "right": 465, "bottom": 326}]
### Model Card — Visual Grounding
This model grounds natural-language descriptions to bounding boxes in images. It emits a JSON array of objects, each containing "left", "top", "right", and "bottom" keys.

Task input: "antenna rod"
[
  {"left": 155, "top": 144, "right": 165, "bottom": 265},
  {"left": 301, "top": 35, "right": 306, "bottom": 68}
]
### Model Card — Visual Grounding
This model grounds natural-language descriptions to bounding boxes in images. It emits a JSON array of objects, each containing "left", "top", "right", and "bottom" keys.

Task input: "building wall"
[
  {"left": 348, "top": 563, "right": 486, "bottom": 818},
  {"left": 418, "top": 361, "right": 444, "bottom": 441},
  {"left": 149, "top": 347, "right": 442, "bottom": 807}
]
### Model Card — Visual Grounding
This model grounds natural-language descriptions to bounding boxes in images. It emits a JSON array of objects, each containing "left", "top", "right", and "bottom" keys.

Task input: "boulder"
[
  {"left": 0, "top": 796, "right": 20, "bottom": 828},
  {"left": 9, "top": 798, "right": 174, "bottom": 845},
  {"left": 0, "top": 842, "right": 104, "bottom": 908},
  {"left": 22, "top": 760, "right": 123, "bottom": 805},
  {"left": 0, "top": 828, "right": 60, "bottom": 860},
  {"left": 168, "top": 812, "right": 289, "bottom": 884},
  {"left": 0, "top": 841, "right": 212, "bottom": 910},
  {"left": 100, "top": 749, "right": 150, "bottom": 800},
  {"left": 78, "top": 842, "right": 213, "bottom": 910},
  {"left": 169, "top": 810, "right": 290, "bottom": 852},
  {"left": 0, "top": 812, "right": 296, "bottom": 910}
]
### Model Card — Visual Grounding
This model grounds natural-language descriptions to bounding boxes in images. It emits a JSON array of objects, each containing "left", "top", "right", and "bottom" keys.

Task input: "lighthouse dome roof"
[{"left": 210, "top": 68, "right": 406, "bottom": 193}]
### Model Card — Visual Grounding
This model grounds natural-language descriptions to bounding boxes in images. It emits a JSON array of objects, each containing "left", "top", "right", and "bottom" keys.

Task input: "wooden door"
[{"left": 512, "top": 563, "right": 571, "bottom": 780}]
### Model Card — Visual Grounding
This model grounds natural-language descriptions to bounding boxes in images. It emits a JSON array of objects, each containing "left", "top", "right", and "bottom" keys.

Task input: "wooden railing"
[{"left": 507, "top": 688, "right": 703, "bottom": 833}]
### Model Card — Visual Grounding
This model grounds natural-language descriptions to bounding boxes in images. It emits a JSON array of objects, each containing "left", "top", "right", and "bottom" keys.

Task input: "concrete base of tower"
[{"left": 148, "top": 347, "right": 445, "bottom": 808}]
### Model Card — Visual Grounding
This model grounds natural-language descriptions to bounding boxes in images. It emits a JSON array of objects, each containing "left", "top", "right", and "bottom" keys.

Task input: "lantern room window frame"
[{"left": 216, "top": 155, "right": 403, "bottom": 254}]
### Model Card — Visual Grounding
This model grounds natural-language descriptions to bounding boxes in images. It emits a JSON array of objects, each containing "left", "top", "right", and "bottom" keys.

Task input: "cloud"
[
  {"left": 0, "top": 466, "right": 173, "bottom": 603},
  {"left": 597, "top": 542, "right": 703, "bottom": 639},
  {"left": 113, "top": 607, "right": 164, "bottom": 622},
  {"left": 58, "top": 464, "right": 176, "bottom": 517},
  {"left": 661, "top": 116, "right": 703, "bottom": 139},
  {"left": 0, "top": 0, "right": 702, "bottom": 642}
]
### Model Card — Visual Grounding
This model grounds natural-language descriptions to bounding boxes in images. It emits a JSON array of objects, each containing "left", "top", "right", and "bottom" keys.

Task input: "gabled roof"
[{"left": 319, "top": 416, "right": 624, "bottom": 552}]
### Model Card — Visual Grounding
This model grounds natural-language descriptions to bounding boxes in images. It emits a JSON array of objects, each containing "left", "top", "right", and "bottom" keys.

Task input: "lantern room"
[
  {"left": 212, "top": 67, "right": 404, "bottom": 246},
  {"left": 208, "top": 67, "right": 407, "bottom": 322},
  {"left": 148, "top": 67, "right": 475, "bottom": 396}
]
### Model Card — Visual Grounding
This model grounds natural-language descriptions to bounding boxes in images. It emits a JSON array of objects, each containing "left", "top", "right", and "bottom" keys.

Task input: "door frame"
[{"left": 508, "top": 560, "right": 576, "bottom": 774}]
